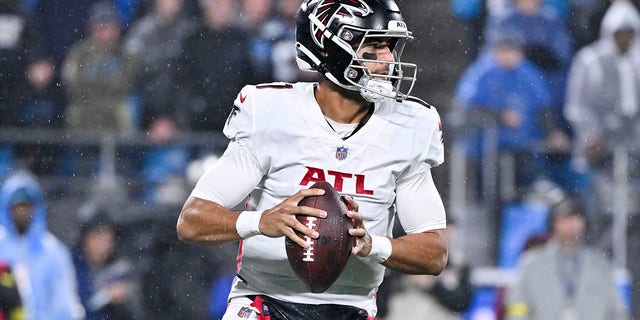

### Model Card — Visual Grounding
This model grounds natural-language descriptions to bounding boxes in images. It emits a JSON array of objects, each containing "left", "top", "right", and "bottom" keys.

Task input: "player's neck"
[{"left": 315, "top": 80, "right": 371, "bottom": 124}]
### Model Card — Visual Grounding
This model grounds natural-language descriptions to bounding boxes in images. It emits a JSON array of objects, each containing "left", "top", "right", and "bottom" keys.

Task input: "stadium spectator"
[
  {"left": 124, "top": 0, "right": 195, "bottom": 131},
  {"left": 505, "top": 197, "right": 629, "bottom": 319},
  {"left": 123, "top": 0, "right": 195, "bottom": 203},
  {"left": 564, "top": 0, "right": 640, "bottom": 312},
  {"left": 138, "top": 132, "right": 191, "bottom": 204},
  {"left": 485, "top": 0, "right": 573, "bottom": 110},
  {"left": 0, "top": 259, "right": 24, "bottom": 320},
  {"left": 453, "top": 27, "right": 561, "bottom": 199},
  {"left": 14, "top": 56, "right": 65, "bottom": 129},
  {"left": 450, "top": 0, "right": 584, "bottom": 61},
  {"left": 11, "top": 56, "right": 66, "bottom": 176},
  {"left": 33, "top": 0, "right": 143, "bottom": 65},
  {"left": 174, "top": 0, "right": 253, "bottom": 132},
  {"left": 32, "top": 0, "right": 99, "bottom": 68},
  {"left": 267, "top": 0, "right": 319, "bottom": 83},
  {"left": 0, "top": 0, "right": 45, "bottom": 127},
  {"left": 240, "top": 0, "right": 276, "bottom": 84},
  {"left": 60, "top": 1, "right": 138, "bottom": 177},
  {"left": 567, "top": 0, "right": 611, "bottom": 50},
  {"left": 450, "top": 0, "right": 488, "bottom": 61},
  {"left": 565, "top": 0, "right": 640, "bottom": 213},
  {"left": 72, "top": 211, "right": 145, "bottom": 319},
  {"left": 239, "top": 0, "right": 273, "bottom": 28},
  {"left": 0, "top": 0, "right": 54, "bottom": 177},
  {"left": 141, "top": 217, "right": 228, "bottom": 319},
  {"left": 0, "top": 171, "right": 83, "bottom": 320},
  {"left": 384, "top": 217, "right": 473, "bottom": 320},
  {"left": 579, "top": 0, "right": 640, "bottom": 49},
  {"left": 61, "top": 0, "right": 137, "bottom": 133}
]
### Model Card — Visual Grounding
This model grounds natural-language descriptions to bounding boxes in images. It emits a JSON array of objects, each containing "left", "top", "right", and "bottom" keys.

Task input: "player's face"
[{"left": 357, "top": 40, "right": 394, "bottom": 77}]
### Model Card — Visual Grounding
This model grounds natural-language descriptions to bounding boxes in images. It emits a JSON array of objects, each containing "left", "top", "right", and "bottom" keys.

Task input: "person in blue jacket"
[
  {"left": 484, "top": 0, "right": 574, "bottom": 110},
  {"left": 0, "top": 171, "right": 83, "bottom": 320},
  {"left": 454, "top": 27, "right": 566, "bottom": 195}
]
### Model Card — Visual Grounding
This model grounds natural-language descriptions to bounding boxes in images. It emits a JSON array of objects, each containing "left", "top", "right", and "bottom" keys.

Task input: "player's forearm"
[
  {"left": 176, "top": 197, "right": 243, "bottom": 245},
  {"left": 382, "top": 229, "right": 448, "bottom": 275}
]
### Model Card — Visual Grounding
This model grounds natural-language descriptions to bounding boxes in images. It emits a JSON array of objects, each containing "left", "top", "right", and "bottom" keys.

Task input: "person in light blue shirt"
[{"left": 0, "top": 171, "right": 83, "bottom": 320}]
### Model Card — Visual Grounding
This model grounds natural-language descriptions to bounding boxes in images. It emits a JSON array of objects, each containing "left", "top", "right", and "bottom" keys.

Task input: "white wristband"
[
  {"left": 369, "top": 235, "right": 392, "bottom": 263},
  {"left": 236, "top": 211, "right": 263, "bottom": 239}
]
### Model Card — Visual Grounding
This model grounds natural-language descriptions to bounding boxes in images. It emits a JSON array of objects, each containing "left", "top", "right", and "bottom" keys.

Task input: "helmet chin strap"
[
  {"left": 359, "top": 79, "right": 394, "bottom": 102},
  {"left": 327, "top": 70, "right": 394, "bottom": 102}
]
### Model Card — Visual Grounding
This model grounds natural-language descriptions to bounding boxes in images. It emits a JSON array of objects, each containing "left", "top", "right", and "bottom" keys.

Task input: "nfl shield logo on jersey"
[
  {"left": 237, "top": 306, "right": 252, "bottom": 318},
  {"left": 336, "top": 146, "right": 348, "bottom": 160}
]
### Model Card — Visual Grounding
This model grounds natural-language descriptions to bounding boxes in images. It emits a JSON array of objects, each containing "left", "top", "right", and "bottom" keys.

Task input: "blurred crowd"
[
  {"left": 0, "top": 0, "right": 317, "bottom": 319},
  {"left": 0, "top": 0, "right": 316, "bottom": 202},
  {"left": 0, "top": 0, "right": 640, "bottom": 319},
  {"left": 446, "top": 0, "right": 640, "bottom": 319}
]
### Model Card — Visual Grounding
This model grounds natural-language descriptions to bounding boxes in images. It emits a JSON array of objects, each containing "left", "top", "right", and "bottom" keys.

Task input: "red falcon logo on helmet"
[{"left": 310, "top": 0, "right": 372, "bottom": 48}]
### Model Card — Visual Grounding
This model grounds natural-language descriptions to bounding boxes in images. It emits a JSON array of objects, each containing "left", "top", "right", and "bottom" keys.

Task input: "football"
[{"left": 285, "top": 181, "right": 355, "bottom": 293}]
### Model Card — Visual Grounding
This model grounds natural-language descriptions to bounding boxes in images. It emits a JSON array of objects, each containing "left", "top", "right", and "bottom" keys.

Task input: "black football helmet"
[{"left": 295, "top": 0, "right": 417, "bottom": 102}]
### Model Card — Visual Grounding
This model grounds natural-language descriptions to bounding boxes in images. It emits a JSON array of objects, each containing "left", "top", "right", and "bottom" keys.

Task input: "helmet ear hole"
[{"left": 388, "top": 38, "right": 399, "bottom": 52}]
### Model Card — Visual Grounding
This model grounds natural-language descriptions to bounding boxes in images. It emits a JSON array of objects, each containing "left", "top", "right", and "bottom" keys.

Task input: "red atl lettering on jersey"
[
  {"left": 300, "top": 166, "right": 374, "bottom": 195},
  {"left": 238, "top": 92, "right": 247, "bottom": 103}
]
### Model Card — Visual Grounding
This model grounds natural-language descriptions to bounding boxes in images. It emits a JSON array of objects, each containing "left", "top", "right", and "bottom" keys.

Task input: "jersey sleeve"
[
  {"left": 190, "top": 85, "right": 267, "bottom": 208},
  {"left": 394, "top": 103, "right": 446, "bottom": 233},
  {"left": 397, "top": 103, "right": 444, "bottom": 185},
  {"left": 395, "top": 168, "right": 447, "bottom": 233},
  {"left": 222, "top": 85, "right": 271, "bottom": 171},
  {"left": 224, "top": 85, "right": 257, "bottom": 145},
  {"left": 424, "top": 107, "right": 444, "bottom": 168},
  {"left": 190, "top": 140, "right": 264, "bottom": 208}
]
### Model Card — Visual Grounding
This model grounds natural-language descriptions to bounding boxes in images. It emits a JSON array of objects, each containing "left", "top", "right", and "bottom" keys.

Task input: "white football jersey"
[{"left": 203, "top": 82, "right": 444, "bottom": 313}]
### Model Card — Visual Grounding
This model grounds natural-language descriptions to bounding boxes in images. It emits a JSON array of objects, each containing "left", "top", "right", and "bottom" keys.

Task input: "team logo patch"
[
  {"left": 310, "top": 0, "right": 372, "bottom": 48},
  {"left": 336, "top": 146, "right": 348, "bottom": 160},
  {"left": 237, "top": 306, "right": 253, "bottom": 318}
]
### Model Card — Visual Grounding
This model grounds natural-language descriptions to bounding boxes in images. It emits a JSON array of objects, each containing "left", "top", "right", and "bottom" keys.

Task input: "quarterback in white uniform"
[{"left": 177, "top": 1, "right": 448, "bottom": 319}]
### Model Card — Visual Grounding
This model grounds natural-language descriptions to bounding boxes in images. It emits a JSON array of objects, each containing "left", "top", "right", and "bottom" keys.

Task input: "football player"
[{"left": 177, "top": 1, "right": 448, "bottom": 319}]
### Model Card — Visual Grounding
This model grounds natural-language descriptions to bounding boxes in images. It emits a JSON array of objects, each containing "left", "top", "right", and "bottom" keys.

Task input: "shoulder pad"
[
  {"left": 404, "top": 96, "right": 434, "bottom": 109},
  {"left": 255, "top": 82, "right": 294, "bottom": 90}
]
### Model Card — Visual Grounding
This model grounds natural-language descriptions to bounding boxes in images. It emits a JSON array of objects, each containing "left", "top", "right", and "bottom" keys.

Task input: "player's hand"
[
  {"left": 343, "top": 195, "right": 372, "bottom": 256},
  {"left": 259, "top": 188, "right": 327, "bottom": 248}
]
